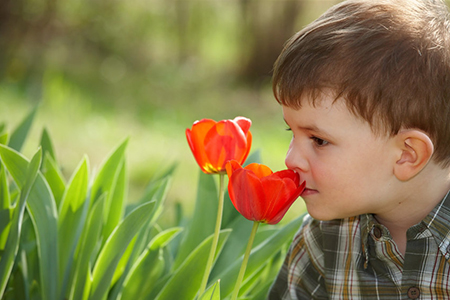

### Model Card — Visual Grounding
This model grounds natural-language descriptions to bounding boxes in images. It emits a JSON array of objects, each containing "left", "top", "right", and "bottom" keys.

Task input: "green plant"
[{"left": 0, "top": 109, "right": 304, "bottom": 300}]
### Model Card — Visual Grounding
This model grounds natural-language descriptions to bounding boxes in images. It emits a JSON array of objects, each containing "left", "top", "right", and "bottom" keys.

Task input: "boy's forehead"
[{"left": 283, "top": 88, "right": 345, "bottom": 110}]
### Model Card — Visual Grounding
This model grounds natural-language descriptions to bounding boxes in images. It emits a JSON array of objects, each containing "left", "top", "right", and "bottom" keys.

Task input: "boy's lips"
[{"left": 301, "top": 188, "right": 318, "bottom": 196}]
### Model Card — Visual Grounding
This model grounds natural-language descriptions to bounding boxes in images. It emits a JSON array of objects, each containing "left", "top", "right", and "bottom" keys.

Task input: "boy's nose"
[{"left": 285, "top": 141, "right": 309, "bottom": 173}]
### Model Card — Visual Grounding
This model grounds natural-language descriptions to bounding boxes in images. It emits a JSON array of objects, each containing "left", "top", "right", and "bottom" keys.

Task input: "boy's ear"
[{"left": 393, "top": 130, "right": 434, "bottom": 181}]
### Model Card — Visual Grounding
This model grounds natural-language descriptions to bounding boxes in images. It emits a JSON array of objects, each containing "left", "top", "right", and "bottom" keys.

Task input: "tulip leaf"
[
  {"left": 0, "top": 144, "right": 60, "bottom": 300},
  {"left": 127, "top": 171, "right": 173, "bottom": 215},
  {"left": 90, "top": 138, "right": 128, "bottom": 204},
  {"left": 120, "top": 227, "right": 183, "bottom": 300},
  {"left": 0, "top": 132, "right": 8, "bottom": 146},
  {"left": 42, "top": 153, "right": 66, "bottom": 208},
  {"left": 40, "top": 127, "right": 57, "bottom": 162},
  {"left": 199, "top": 280, "right": 221, "bottom": 300},
  {"left": 107, "top": 175, "right": 171, "bottom": 300},
  {"left": 8, "top": 107, "right": 37, "bottom": 152},
  {"left": 212, "top": 215, "right": 304, "bottom": 298},
  {"left": 90, "top": 139, "right": 128, "bottom": 243},
  {"left": 88, "top": 201, "right": 157, "bottom": 300},
  {"left": 155, "top": 229, "right": 232, "bottom": 300},
  {"left": 58, "top": 157, "right": 89, "bottom": 298},
  {"left": 0, "top": 161, "right": 10, "bottom": 210},
  {"left": 103, "top": 158, "right": 127, "bottom": 243},
  {"left": 210, "top": 217, "right": 253, "bottom": 280},
  {"left": 0, "top": 208, "right": 11, "bottom": 251},
  {"left": 0, "top": 148, "right": 41, "bottom": 299},
  {"left": 243, "top": 149, "right": 262, "bottom": 166},
  {"left": 67, "top": 195, "right": 105, "bottom": 300},
  {"left": 245, "top": 275, "right": 274, "bottom": 299},
  {"left": 173, "top": 170, "right": 218, "bottom": 270}
]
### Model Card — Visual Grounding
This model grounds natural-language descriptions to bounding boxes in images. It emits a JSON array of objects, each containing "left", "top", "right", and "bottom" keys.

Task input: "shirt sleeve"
[{"left": 267, "top": 215, "right": 328, "bottom": 300}]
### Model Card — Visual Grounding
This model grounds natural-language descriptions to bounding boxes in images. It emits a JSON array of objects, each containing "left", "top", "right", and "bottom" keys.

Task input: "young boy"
[{"left": 268, "top": 0, "right": 450, "bottom": 299}]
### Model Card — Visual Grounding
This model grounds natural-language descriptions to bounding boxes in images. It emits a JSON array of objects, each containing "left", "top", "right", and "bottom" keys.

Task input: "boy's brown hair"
[{"left": 273, "top": 0, "right": 450, "bottom": 166}]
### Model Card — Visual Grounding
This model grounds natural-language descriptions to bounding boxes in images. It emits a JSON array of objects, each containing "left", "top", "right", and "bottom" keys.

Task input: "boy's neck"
[{"left": 374, "top": 163, "right": 450, "bottom": 256}]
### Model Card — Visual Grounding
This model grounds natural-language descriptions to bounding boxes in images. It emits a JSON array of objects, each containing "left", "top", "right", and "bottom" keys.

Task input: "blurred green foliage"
[
  {"left": 12, "top": 0, "right": 450, "bottom": 223},
  {"left": 0, "top": 0, "right": 346, "bottom": 224}
]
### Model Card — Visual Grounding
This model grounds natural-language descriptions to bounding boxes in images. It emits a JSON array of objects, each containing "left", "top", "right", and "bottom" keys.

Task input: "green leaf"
[
  {"left": 155, "top": 229, "right": 231, "bottom": 300},
  {"left": 0, "top": 145, "right": 28, "bottom": 185},
  {"left": 67, "top": 195, "right": 105, "bottom": 300},
  {"left": 110, "top": 234, "right": 136, "bottom": 287},
  {"left": 0, "top": 162, "right": 10, "bottom": 210},
  {"left": 245, "top": 276, "right": 274, "bottom": 300},
  {"left": 40, "top": 128, "right": 56, "bottom": 162},
  {"left": 90, "top": 139, "right": 128, "bottom": 242},
  {"left": 108, "top": 177, "right": 171, "bottom": 300},
  {"left": 0, "top": 132, "right": 8, "bottom": 146},
  {"left": 0, "top": 162, "right": 11, "bottom": 251},
  {"left": 0, "top": 144, "right": 60, "bottom": 300},
  {"left": 90, "top": 139, "right": 128, "bottom": 204},
  {"left": 42, "top": 153, "right": 66, "bottom": 207},
  {"left": 210, "top": 217, "right": 253, "bottom": 280},
  {"left": 199, "top": 280, "right": 221, "bottom": 300},
  {"left": 213, "top": 216, "right": 304, "bottom": 299},
  {"left": 58, "top": 157, "right": 89, "bottom": 298},
  {"left": 102, "top": 158, "right": 127, "bottom": 244},
  {"left": 8, "top": 107, "right": 37, "bottom": 152},
  {"left": 0, "top": 208, "right": 11, "bottom": 251},
  {"left": 120, "top": 227, "right": 183, "bottom": 300},
  {"left": 0, "top": 148, "right": 41, "bottom": 299},
  {"left": 88, "top": 201, "right": 158, "bottom": 300},
  {"left": 173, "top": 171, "right": 218, "bottom": 270}
]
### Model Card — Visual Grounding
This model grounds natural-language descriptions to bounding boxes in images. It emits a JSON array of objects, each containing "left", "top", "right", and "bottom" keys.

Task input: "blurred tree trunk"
[
  {"left": 238, "top": 0, "right": 305, "bottom": 84},
  {"left": 0, "top": 0, "right": 56, "bottom": 90}
]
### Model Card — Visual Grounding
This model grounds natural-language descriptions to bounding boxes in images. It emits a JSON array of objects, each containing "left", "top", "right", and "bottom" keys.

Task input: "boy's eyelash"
[
  {"left": 310, "top": 136, "right": 329, "bottom": 146},
  {"left": 285, "top": 127, "right": 292, "bottom": 131}
]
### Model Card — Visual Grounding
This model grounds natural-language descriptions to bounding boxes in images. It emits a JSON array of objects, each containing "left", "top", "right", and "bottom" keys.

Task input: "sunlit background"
[{"left": 3, "top": 0, "right": 447, "bottom": 226}]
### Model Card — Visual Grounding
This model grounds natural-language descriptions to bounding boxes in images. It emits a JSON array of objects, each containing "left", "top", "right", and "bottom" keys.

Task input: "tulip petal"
[
  {"left": 204, "top": 120, "right": 249, "bottom": 171},
  {"left": 186, "top": 119, "right": 218, "bottom": 173},
  {"left": 233, "top": 117, "right": 252, "bottom": 134},
  {"left": 259, "top": 176, "right": 292, "bottom": 223},
  {"left": 241, "top": 131, "right": 252, "bottom": 164},
  {"left": 226, "top": 160, "right": 242, "bottom": 179},
  {"left": 269, "top": 179, "right": 305, "bottom": 224},
  {"left": 272, "top": 169, "right": 300, "bottom": 186},
  {"left": 244, "top": 163, "right": 272, "bottom": 179},
  {"left": 228, "top": 168, "right": 266, "bottom": 222}
]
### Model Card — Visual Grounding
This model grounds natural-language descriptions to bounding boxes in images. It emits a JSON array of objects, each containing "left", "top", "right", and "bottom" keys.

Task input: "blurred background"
[{"left": 3, "top": 0, "right": 445, "bottom": 225}]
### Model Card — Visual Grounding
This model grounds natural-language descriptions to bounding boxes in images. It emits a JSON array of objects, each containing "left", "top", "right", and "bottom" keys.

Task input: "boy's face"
[{"left": 283, "top": 94, "right": 400, "bottom": 221}]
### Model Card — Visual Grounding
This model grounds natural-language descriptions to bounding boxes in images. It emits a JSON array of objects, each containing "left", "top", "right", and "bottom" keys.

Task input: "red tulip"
[
  {"left": 186, "top": 117, "right": 252, "bottom": 174},
  {"left": 226, "top": 160, "right": 305, "bottom": 224}
]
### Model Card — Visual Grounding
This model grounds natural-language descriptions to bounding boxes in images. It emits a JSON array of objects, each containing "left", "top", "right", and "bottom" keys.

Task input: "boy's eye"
[{"left": 311, "top": 136, "right": 329, "bottom": 147}]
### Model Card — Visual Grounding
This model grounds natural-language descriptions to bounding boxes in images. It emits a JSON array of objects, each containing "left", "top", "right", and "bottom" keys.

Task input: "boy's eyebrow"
[
  {"left": 284, "top": 118, "right": 333, "bottom": 139},
  {"left": 284, "top": 118, "right": 324, "bottom": 133}
]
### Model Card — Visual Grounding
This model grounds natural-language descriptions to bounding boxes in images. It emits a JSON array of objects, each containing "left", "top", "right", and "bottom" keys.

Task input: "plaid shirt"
[{"left": 268, "top": 191, "right": 450, "bottom": 299}]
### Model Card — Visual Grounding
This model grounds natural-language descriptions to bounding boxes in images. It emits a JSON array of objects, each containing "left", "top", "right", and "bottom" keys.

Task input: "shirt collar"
[
  {"left": 360, "top": 213, "right": 376, "bottom": 269},
  {"left": 360, "top": 190, "right": 450, "bottom": 266},
  {"left": 421, "top": 190, "right": 450, "bottom": 260}
]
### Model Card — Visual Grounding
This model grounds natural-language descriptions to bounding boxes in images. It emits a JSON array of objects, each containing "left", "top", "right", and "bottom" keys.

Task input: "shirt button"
[
  {"left": 373, "top": 227, "right": 382, "bottom": 239},
  {"left": 407, "top": 287, "right": 420, "bottom": 299}
]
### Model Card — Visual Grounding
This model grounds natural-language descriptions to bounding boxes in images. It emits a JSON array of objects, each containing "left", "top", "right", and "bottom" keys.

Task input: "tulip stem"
[
  {"left": 198, "top": 173, "right": 225, "bottom": 297},
  {"left": 231, "top": 221, "right": 260, "bottom": 300}
]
